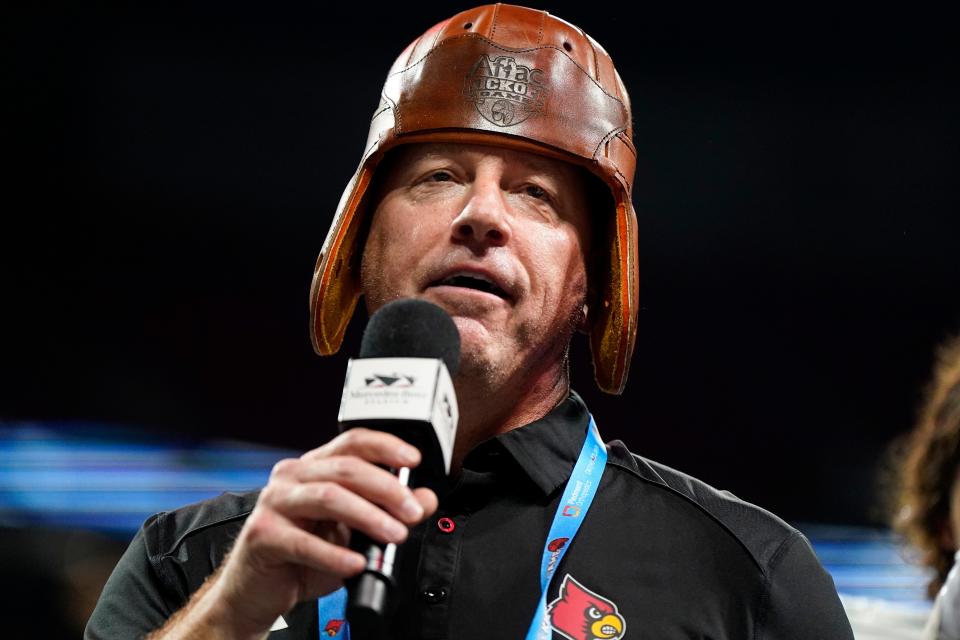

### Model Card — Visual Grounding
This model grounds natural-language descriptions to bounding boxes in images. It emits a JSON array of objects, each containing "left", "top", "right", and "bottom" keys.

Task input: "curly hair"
[{"left": 894, "top": 333, "right": 960, "bottom": 597}]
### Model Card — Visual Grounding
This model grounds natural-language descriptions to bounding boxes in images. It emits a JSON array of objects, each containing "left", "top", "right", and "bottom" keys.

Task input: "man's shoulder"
[
  {"left": 141, "top": 490, "right": 260, "bottom": 561},
  {"left": 604, "top": 440, "right": 803, "bottom": 572}
]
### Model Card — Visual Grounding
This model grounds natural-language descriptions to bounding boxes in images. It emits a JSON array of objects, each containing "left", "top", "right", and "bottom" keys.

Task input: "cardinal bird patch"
[
  {"left": 547, "top": 574, "right": 626, "bottom": 640},
  {"left": 322, "top": 619, "right": 344, "bottom": 636}
]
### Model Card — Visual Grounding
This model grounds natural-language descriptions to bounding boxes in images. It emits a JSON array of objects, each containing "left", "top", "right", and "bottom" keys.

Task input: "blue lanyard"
[
  {"left": 317, "top": 415, "right": 606, "bottom": 639},
  {"left": 316, "top": 586, "right": 349, "bottom": 638},
  {"left": 524, "top": 415, "right": 606, "bottom": 640}
]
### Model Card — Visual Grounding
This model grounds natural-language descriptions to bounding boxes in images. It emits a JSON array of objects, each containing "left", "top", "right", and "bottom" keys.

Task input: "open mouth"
[{"left": 433, "top": 273, "right": 510, "bottom": 300}]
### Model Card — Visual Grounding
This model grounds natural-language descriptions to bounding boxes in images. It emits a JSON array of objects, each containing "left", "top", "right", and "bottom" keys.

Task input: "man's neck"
[{"left": 449, "top": 359, "right": 570, "bottom": 473}]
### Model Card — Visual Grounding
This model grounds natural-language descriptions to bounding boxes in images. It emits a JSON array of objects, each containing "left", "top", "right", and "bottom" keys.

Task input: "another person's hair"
[{"left": 894, "top": 333, "right": 960, "bottom": 597}]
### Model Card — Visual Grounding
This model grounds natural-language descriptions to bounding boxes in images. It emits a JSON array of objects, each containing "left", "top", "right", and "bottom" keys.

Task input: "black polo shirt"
[{"left": 86, "top": 393, "right": 853, "bottom": 639}]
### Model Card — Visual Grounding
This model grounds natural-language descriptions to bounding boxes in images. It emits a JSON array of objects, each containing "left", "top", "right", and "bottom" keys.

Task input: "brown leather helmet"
[{"left": 309, "top": 3, "right": 638, "bottom": 394}]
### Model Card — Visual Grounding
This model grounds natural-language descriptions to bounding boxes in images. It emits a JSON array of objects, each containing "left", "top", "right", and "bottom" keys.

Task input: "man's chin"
[
  {"left": 448, "top": 318, "right": 505, "bottom": 379},
  {"left": 450, "top": 316, "right": 493, "bottom": 351}
]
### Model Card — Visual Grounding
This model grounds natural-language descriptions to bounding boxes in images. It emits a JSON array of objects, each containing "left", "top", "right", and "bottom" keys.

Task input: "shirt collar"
[{"left": 466, "top": 390, "right": 591, "bottom": 496}]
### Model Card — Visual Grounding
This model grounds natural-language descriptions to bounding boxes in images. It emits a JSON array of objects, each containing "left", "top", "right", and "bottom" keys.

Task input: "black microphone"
[{"left": 338, "top": 298, "right": 460, "bottom": 638}]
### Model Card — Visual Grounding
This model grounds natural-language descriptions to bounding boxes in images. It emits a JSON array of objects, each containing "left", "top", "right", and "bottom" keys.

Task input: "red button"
[{"left": 437, "top": 517, "right": 455, "bottom": 533}]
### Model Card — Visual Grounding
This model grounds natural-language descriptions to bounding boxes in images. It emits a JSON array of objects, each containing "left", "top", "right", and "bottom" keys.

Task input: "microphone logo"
[{"left": 363, "top": 373, "right": 416, "bottom": 388}]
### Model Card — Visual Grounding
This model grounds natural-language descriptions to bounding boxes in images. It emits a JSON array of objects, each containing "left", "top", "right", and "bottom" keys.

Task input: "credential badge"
[{"left": 463, "top": 55, "right": 547, "bottom": 127}]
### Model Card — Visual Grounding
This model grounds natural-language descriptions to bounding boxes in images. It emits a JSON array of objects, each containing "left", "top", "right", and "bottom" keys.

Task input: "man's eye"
[
  {"left": 524, "top": 184, "right": 549, "bottom": 200},
  {"left": 428, "top": 171, "right": 454, "bottom": 182}
]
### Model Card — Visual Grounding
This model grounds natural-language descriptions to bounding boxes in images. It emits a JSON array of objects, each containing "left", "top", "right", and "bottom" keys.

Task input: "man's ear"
[{"left": 576, "top": 302, "right": 590, "bottom": 334}]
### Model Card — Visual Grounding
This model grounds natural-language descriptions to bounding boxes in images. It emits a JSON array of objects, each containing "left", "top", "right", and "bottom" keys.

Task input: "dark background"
[{"left": 4, "top": 3, "right": 958, "bottom": 527}]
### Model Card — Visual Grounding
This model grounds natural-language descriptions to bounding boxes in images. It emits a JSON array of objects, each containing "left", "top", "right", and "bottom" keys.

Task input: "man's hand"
[{"left": 151, "top": 428, "right": 438, "bottom": 640}]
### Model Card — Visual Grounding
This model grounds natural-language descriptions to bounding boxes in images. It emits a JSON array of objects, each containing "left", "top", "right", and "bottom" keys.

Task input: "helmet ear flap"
[
  {"left": 309, "top": 165, "right": 374, "bottom": 356},
  {"left": 588, "top": 195, "right": 637, "bottom": 396},
  {"left": 311, "top": 145, "right": 405, "bottom": 356}
]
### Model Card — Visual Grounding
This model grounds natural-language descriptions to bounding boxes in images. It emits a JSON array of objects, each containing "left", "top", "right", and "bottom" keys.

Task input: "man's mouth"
[{"left": 431, "top": 272, "right": 510, "bottom": 300}]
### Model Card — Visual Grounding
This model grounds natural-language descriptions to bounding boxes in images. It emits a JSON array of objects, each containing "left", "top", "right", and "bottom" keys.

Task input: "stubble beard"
[
  {"left": 361, "top": 259, "right": 586, "bottom": 402},
  {"left": 454, "top": 294, "right": 584, "bottom": 400}
]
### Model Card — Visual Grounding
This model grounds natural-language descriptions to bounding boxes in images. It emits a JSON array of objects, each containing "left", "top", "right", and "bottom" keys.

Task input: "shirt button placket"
[{"left": 415, "top": 512, "right": 465, "bottom": 638}]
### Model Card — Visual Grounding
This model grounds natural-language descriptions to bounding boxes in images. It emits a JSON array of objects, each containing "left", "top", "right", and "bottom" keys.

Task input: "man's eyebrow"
[{"left": 411, "top": 144, "right": 564, "bottom": 175}]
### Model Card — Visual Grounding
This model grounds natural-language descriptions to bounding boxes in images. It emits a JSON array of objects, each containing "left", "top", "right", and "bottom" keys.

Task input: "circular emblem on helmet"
[
  {"left": 463, "top": 55, "right": 548, "bottom": 127},
  {"left": 491, "top": 99, "right": 515, "bottom": 125}
]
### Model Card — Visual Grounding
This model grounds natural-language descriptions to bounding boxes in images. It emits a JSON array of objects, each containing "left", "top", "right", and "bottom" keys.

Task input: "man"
[{"left": 87, "top": 5, "right": 854, "bottom": 639}]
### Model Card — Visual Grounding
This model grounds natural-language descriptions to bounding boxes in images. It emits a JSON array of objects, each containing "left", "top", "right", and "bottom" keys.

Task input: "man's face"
[{"left": 361, "top": 142, "right": 592, "bottom": 387}]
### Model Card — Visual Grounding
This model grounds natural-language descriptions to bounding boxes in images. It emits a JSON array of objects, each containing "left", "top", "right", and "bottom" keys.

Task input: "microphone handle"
[{"left": 346, "top": 467, "right": 411, "bottom": 639}]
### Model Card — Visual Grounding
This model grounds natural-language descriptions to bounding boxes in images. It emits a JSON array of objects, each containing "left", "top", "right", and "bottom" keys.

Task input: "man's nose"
[{"left": 450, "top": 180, "right": 512, "bottom": 249}]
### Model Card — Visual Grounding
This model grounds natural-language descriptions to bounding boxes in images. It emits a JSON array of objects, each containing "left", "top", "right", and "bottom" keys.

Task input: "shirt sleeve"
[
  {"left": 759, "top": 530, "right": 855, "bottom": 640},
  {"left": 84, "top": 516, "right": 179, "bottom": 640}
]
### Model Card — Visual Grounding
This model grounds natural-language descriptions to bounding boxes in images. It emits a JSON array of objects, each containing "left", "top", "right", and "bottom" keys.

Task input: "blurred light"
[
  {"left": 805, "top": 524, "right": 932, "bottom": 611},
  {"left": 0, "top": 422, "right": 296, "bottom": 533},
  {"left": 0, "top": 423, "right": 934, "bottom": 611}
]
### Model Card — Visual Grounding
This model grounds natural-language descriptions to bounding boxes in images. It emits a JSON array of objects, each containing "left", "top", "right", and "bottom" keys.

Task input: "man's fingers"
[
  {"left": 412, "top": 487, "right": 439, "bottom": 519},
  {"left": 288, "top": 456, "right": 426, "bottom": 524},
  {"left": 245, "top": 513, "right": 366, "bottom": 577},
  {"left": 304, "top": 428, "right": 421, "bottom": 469},
  {"left": 263, "top": 480, "right": 412, "bottom": 544}
]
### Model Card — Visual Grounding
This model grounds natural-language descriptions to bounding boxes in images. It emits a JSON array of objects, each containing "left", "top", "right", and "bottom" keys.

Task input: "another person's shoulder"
[{"left": 605, "top": 439, "right": 805, "bottom": 570}]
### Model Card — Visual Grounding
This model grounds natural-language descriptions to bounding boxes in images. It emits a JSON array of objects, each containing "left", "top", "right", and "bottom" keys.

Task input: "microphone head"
[{"left": 360, "top": 299, "right": 461, "bottom": 375}]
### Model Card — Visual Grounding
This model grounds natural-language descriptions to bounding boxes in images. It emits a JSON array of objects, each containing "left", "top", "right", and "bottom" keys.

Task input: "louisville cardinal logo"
[
  {"left": 547, "top": 574, "right": 625, "bottom": 640},
  {"left": 323, "top": 619, "right": 344, "bottom": 636},
  {"left": 548, "top": 537, "right": 569, "bottom": 552}
]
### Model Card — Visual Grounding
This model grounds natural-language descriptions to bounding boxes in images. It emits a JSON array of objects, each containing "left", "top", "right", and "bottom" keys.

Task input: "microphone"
[{"left": 338, "top": 298, "right": 460, "bottom": 637}]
